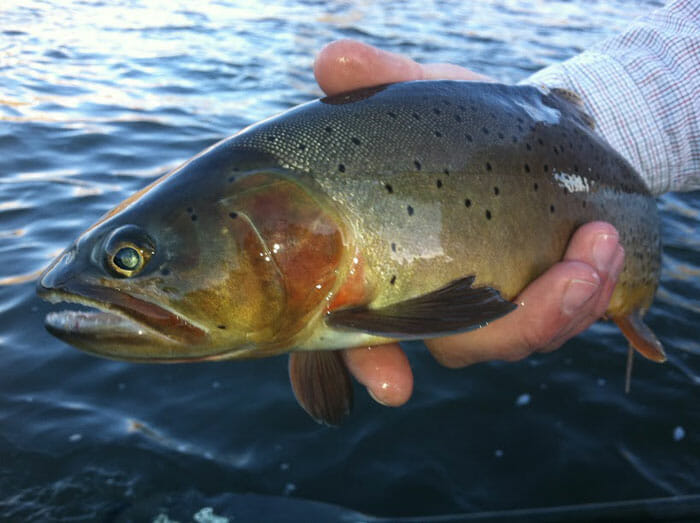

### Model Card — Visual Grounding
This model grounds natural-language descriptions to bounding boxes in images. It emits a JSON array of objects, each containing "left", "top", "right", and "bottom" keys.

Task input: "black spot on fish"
[
  {"left": 517, "top": 117, "right": 524, "bottom": 124},
  {"left": 391, "top": 242, "right": 397, "bottom": 252},
  {"left": 298, "top": 143, "right": 306, "bottom": 151},
  {"left": 266, "top": 135, "right": 275, "bottom": 142},
  {"left": 512, "top": 136, "right": 518, "bottom": 143},
  {"left": 553, "top": 146, "right": 558, "bottom": 155},
  {"left": 228, "top": 176, "right": 236, "bottom": 183},
  {"left": 385, "top": 183, "right": 393, "bottom": 194},
  {"left": 414, "top": 160, "right": 421, "bottom": 170},
  {"left": 338, "top": 164, "right": 346, "bottom": 172},
  {"left": 544, "top": 164, "right": 549, "bottom": 172},
  {"left": 437, "top": 179, "right": 443, "bottom": 188},
  {"left": 485, "top": 162, "right": 492, "bottom": 171},
  {"left": 482, "top": 127, "right": 489, "bottom": 135},
  {"left": 191, "top": 214, "right": 198, "bottom": 221},
  {"left": 434, "top": 130, "right": 442, "bottom": 137},
  {"left": 574, "top": 165, "right": 579, "bottom": 172},
  {"left": 454, "top": 114, "right": 462, "bottom": 122},
  {"left": 465, "top": 198, "right": 472, "bottom": 207},
  {"left": 526, "top": 143, "right": 532, "bottom": 151},
  {"left": 498, "top": 132, "right": 504, "bottom": 139},
  {"left": 390, "top": 275, "right": 397, "bottom": 285},
  {"left": 485, "top": 210, "right": 492, "bottom": 220},
  {"left": 458, "top": 104, "right": 466, "bottom": 111},
  {"left": 550, "top": 205, "right": 555, "bottom": 213},
  {"left": 538, "top": 138, "right": 544, "bottom": 145},
  {"left": 187, "top": 207, "right": 193, "bottom": 213},
  {"left": 493, "top": 186, "right": 499, "bottom": 196},
  {"left": 325, "top": 126, "right": 333, "bottom": 133},
  {"left": 442, "top": 100, "right": 451, "bottom": 106},
  {"left": 387, "top": 111, "right": 397, "bottom": 118},
  {"left": 217, "top": 325, "right": 226, "bottom": 330},
  {"left": 433, "top": 108, "right": 441, "bottom": 115},
  {"left": 524, "top": 163, "right": 530, "bottom": 173},
  {"left": 466, "top": 134, "right": 473, "bottom": 142},
  {"left": 582, "top": 201, "right": 587, "bottom": 208},
  {"left": 407, "top": 205, "right": 414, "bottom": 216},
  {"left": 412, "top": 112, "right": 421, "bottom": 120},
  {"left": 351, "top": 137, "right": 361, "bottom": 146},
  {"left": 160, "top": 268, "right": 170, "bottom": 276},
  {"left": 534, "top": 183, "right": 539, "bottom": 191},
  {"left": 229, "top": 212, "right": 238, "bottom": 219}
]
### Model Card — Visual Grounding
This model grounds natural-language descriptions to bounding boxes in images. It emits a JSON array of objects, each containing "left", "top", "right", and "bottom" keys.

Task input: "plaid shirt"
[{"left": 523, "top": 0, "right": 700, "bottom": 195}]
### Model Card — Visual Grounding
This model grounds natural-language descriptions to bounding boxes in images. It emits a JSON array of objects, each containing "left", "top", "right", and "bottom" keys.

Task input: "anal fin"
[
  {"left": 326, "top": 276, "right": 516, "bottom": 339},
  {"left": 288, "top": 351, "right": 353, "bottom": 426},
  {"left": 613, "top": 312, "right": 666, "bottom": 363}
]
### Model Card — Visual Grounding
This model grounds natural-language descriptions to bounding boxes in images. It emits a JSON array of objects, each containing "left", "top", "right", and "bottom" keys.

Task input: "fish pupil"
[{"left": 114, "top": 247, "right": 140, "bottom": 271}]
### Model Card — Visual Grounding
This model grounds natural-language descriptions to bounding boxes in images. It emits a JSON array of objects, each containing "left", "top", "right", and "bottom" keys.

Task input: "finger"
[
  {"left": 314, "top": 39, "right": 490, "bottom": 96},
  {"left": 342, "top": 343, "right": 413, "bottom": 407},
  {"left": 426, "top": 223, "right": 623, "bottom": 367},
  {"left": 545, "top": 222, "right": 625, "bottom": 350}
]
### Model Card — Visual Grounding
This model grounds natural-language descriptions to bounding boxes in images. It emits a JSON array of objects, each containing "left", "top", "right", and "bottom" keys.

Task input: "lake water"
[{"left": 1, "top": 0, "right": 699, "bottom": 521}]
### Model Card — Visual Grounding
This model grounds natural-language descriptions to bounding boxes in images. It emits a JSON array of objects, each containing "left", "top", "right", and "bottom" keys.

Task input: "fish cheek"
[{"left": 175, "top": 214, "right": 287, "bottom": 345}]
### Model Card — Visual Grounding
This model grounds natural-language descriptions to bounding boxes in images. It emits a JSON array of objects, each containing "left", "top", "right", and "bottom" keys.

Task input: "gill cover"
[{"left": 223, "top": 172, "right": 347, "bottom": 353}]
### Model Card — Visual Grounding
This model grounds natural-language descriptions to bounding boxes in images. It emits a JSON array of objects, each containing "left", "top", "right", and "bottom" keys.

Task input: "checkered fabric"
[{"left": 523, "top": 0, "right": 700, "bottom": 195}]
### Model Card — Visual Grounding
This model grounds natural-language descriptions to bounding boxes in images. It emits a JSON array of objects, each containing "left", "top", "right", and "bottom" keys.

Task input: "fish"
[{"left": 37, "top": 81, "right": 664, "bottom": 425}]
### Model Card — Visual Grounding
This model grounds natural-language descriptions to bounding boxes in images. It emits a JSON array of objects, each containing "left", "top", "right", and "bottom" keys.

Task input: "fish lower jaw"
[
  {"left": 45, "top": 308, "right": 157, "bottom": 339},
  {"left": 39, "top": 290, "right": 182, "bottom": 358}
]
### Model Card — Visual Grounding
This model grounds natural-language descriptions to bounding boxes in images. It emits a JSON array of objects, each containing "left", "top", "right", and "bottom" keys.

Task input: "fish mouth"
[{"left": 38, "top": 283, "right": 210, "bottom": 362}]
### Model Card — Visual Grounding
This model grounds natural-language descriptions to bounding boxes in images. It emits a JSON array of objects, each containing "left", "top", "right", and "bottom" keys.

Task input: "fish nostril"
[{"left": 39, "top": 248, "right": 77, "bottom": 290}]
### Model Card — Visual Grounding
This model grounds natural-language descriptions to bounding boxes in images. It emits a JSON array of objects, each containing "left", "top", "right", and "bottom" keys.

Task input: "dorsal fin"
[{"left": 550, "top": 87, "right": 596, "bottom": 130}]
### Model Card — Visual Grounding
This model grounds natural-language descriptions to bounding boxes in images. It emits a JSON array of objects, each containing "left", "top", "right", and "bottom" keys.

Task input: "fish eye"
[
  {"left": 114, "top": 246, "right": 142, "bottom": 272},
  {"left": 104, "top": 225, "right": 155, "bottom": 278},
  {"left": 108, "top": 242, "right": 152, "bottom": 277}
]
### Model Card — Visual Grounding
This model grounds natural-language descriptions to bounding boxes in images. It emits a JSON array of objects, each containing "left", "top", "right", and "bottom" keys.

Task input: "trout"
[{"left": 37, "top": 81, "right": 664, "bottom": 425}]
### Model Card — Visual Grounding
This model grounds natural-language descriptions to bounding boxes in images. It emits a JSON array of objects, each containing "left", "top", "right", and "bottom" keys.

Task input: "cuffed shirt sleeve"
[{"left": 522, "top": 0, "right": 700, "bottom": 195}]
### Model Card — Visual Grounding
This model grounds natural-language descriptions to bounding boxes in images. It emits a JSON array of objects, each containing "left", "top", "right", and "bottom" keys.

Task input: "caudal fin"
[{"left": 613, "top": 312, "right": 666, "bottom": 363}]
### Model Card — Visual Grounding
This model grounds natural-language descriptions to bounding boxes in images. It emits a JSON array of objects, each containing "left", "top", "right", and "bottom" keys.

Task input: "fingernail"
[
  {"left": 609, "top": 245, "right": 625, "bottom": 281},
  {"left": 593, "top": 233, "right": 619, "bottom": 275},
  {"left": 562, "top": 277, "right": 599, "bottom": 316}
]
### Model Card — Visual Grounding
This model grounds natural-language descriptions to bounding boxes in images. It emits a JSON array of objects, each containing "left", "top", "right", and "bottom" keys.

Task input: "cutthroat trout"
[{"left": 37, "top": 81, "right": 664, "bottom": 425}]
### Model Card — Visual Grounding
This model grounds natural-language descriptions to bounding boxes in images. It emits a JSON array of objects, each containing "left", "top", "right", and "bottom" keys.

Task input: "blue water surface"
[{"left": 1, "top": 0, "right": 699, "bottom": 521}]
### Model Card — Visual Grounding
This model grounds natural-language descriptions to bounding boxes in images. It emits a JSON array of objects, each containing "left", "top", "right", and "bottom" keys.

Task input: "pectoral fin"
[
  {"left": 326, "top": 276, "right": 516, "bottom": 338},
  {"left": 288, "top": 351, "right": 353, "bottom": 426},
  {"left": 613, "top": 312, "right": 666, "bottom": 363}
]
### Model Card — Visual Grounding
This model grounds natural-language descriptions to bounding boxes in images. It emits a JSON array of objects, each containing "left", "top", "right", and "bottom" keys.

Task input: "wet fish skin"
[{"left": 36, "top": 81, "right": 663, "bottom": 422}]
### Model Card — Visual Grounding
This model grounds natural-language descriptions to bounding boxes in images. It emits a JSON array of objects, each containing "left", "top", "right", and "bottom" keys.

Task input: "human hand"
[{"left": 315, "top": 40, "right": 625, "bottom": 407}]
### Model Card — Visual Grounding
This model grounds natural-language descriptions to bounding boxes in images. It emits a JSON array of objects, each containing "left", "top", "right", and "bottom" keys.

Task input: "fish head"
[{"left": 38, "top": 145, "right": 348, "bottom": 362}]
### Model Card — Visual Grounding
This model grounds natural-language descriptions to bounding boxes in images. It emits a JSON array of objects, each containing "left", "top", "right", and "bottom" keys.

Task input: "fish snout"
[{"left": 38, "top": 247, "right": 78, "bottom": 294}]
